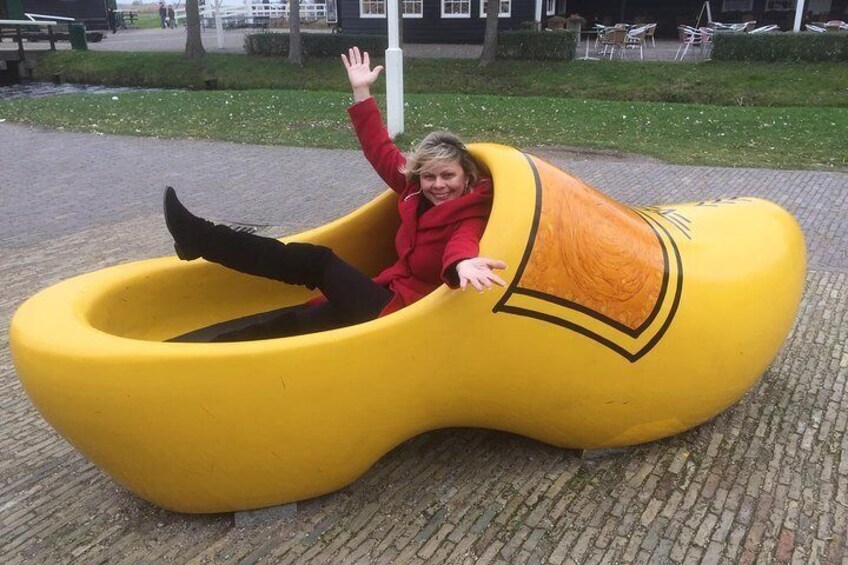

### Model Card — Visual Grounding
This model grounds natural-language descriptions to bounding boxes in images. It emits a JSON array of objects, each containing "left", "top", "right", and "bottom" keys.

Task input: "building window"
[
  {"left": 479, "top": 0, "right": 510, "bottom": 18},
  {"left": 403, "top": 0, "right": 423, "bottom": 17},
  {"left": 808, "top": 0, "right": 831, "bottom": 14},
  {"left": 721, "top": 0, "right": 754, "bottom": 11},
  {"left": 546, "top": 0, "right": 555, "bottom": 16},
  {"left": 360, "top": 0, "right": 386, "bottom": 18},
  {"left": 442, "top": 0, "right": 471, "bottom": 18},
  {"left": 764, "top": 0, "right": 796, "bottom": 10}
]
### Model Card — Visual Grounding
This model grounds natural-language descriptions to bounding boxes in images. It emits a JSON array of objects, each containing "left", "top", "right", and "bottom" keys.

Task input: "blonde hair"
[{"left": 403, "top": 131, "right": 479, "bottom": 186}]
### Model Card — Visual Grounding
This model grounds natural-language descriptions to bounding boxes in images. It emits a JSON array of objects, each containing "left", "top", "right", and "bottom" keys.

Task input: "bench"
[{"left": 251, "top": 16, "right": 270, "bottom": 28}]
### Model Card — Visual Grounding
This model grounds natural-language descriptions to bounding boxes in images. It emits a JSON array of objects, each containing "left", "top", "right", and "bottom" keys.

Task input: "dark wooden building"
[
  {"left": 1, "top": 0, "right": 109, "bottom": 29},
  {"left": 338, "top": 0, "right": 567, "bottom": 43},
  {"left": 337, "top": 0, "right": 847, "bottom": 41}
]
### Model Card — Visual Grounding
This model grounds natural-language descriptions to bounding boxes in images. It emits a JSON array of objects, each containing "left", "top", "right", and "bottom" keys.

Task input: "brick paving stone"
[{"left": 1, "top": 123, "right": 847, "bottom": 564}]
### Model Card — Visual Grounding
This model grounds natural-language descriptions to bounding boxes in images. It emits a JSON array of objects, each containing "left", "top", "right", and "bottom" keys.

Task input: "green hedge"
[
  {"left": 245, "top": 32, "right": 388, "bottom": 58},
  {"left": 711, "top": 32, "right": 848, "bottom": 62},
  {"left": 496, "top": 30, "right": 577, "bottom": 61}
]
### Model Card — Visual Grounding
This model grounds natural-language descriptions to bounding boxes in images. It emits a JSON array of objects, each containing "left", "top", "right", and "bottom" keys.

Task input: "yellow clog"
[{"left": 10, "top": 144, "right": 806, "bottom": 513}]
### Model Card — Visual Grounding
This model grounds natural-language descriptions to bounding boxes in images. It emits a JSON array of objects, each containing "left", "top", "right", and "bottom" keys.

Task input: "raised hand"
[
  {"left": 456, "top": 258, "right": 508, "bottom": 292},
  {"left": 341, "top": 46, "right": 384, "bottom": 102}
]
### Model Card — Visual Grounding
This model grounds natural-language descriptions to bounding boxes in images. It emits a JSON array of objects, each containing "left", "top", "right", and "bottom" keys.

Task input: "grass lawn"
[
  {"left": 6, "top": 51, "right": 845, "bottom": 169},
  {"left": 1, "top": 89, "right": 844, "bottom": 169},
  {"left": 135, "top": 12, "right": 164, "bottom": 29},
  {"left": 32, "top": 51, "right": 848, "bottom": 108}
]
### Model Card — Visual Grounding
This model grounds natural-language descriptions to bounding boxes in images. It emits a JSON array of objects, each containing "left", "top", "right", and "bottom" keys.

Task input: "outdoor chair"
[
  {"left": 594, "top": 24, "right": 612, "bottom": 52},
  {"left": 710, "top": 21, "right": 745, "bottom": 32},
  {"left": 825, "top": 20, "right": 848, "bottom": 31},
  {"left": 644, "top": 23, "right": 657, "bottom": 47},
  {"left": 675, "top": 25, "right": 704, "bottom": 61},
  {"left": 698, "top": 27, "right": 714, "bottom": 58},
  {"left": 742, "top": 20, "right": 757, "bottom": 32},
  {"left": 599, "top": 27, "right": 628, "bottom": 59},
  {"left": 806, "top": 23, "right": 826, "bottom": 32},
  {"left": 749, "top": 24, "right": 779, "bottom": 34},
  {"left": 626, "top": 25, "right": 649, "bottom": 59}
]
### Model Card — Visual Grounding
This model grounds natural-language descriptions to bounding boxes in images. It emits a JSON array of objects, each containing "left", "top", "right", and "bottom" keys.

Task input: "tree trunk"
[
  {"left": 184, "top": 0, "right": 205, "bottom": 60},
  {"left": 479, "top": 0, "right": 499, "bottom": 66},
  {"left": 288, "top": 0, "right": 304, "bottom": 67}
]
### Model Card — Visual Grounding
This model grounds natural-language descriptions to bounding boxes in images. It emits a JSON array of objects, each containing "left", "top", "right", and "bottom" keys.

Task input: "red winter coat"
[{"left": 347, "top": 97, "right": 493, "bottom": 316}]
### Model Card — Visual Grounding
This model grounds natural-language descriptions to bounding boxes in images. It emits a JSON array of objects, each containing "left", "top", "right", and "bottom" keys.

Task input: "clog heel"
[{"left": 9, "top": 144, "right": 805, "bottom": 513}]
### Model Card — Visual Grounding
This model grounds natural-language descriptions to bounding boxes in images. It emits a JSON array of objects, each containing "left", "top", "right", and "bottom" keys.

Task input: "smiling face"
[{"left": 420, "top": 159, "right": 468, "bottom": 206}]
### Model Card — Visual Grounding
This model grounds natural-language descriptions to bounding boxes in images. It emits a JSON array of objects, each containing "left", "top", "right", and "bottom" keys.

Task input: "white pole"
[
  {"left": 215, "top": 8, "right": 224, "bottom": 48},
  {"left": 705, "top": 1, "right": 712, "bottom": 24},
  {"left": 793, "top": 0, "right": 805, "bottom": 32},
  {"left": 386, "top": 0, "right": 404, "bottom": 137},
  {"left": 534, "top": 0, "right": 542, "bottom": 29}
]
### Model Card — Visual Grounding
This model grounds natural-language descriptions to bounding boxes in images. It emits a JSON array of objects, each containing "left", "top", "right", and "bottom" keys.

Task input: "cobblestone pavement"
[{"left": 1, "top": 122, "right": 846, "bottom": 564}]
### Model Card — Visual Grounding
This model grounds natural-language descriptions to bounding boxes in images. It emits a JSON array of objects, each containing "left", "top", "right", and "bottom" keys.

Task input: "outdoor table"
[{"left": 577, "top": 29, "right": 600, "bottom": 60}]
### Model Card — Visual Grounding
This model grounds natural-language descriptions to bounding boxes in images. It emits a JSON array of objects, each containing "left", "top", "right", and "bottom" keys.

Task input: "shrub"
[
  {"left": 245, "top": 32, "right": 388, "bottom": 58},
  {"left": 496, "top": 30, "right": 577, "bottom": 61},
  {"left": 711, "top": 32, "right": 848, "bottom": 62},
  {"left": 547, "top": 16, "right": 566, "bottom": 30}
]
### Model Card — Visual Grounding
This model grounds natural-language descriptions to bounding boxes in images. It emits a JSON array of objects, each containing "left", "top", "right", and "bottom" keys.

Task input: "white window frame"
[
  {"left": 479, "top": 0, "right": 511, "bottom": 18},
  {"left": 546, "top": 0, "right": 555, "bottom": 16},
  {"left": 442, "top": 0, "right": 471, "bottom": 18},
  {"left": 403, "top": 0, "right": 423, "bottom": 18},
  {"left": 360, "top": 0, "right": 386, "bottom": 18},
  {"left": 721, "top": 0, "right": 754, "bottom": 11}
]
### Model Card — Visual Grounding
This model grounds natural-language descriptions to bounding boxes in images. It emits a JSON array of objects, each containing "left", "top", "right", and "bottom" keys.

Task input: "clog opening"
[
  {"left": 84, "top": 190, "right": 402, "bottom": 342},
  {"left": 85, "top": 261, "right": 324, "bottom": 342}
]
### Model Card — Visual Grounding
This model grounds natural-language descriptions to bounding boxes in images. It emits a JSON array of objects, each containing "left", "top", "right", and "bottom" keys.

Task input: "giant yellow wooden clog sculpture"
[{"left": 10, "top": 144, "right": 805, "bottom": 513}]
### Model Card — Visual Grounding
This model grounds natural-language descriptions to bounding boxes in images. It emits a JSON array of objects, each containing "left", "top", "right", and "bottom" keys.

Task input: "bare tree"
[
  {"left": 479, "top": 0, "right": 499, "bottom": 66},
  {"left": 288, "top": 0, "right": 304, "bottom": 67},
  {"left": 184, "top": 0, "right": 205, "bottom": 60}
]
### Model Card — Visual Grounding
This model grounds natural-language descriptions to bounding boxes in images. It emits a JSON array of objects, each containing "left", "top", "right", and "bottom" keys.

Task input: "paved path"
[
  {"left": 1, "top": 122, "right": 846, "bottom": 564},
  {"left": 0, "top": 27, "right": 688, "bottom": 61}
]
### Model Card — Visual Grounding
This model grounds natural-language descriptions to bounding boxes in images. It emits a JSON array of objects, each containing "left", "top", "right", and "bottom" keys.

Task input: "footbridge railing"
[
  {"left": 175, "top": 2, "right": 327, "bottom": 28},
  {"left": 0, "top": 19, "right": 61, "bottom": 59}
]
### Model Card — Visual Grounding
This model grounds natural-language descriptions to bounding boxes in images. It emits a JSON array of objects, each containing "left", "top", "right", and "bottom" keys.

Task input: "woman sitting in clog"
[{"left": 164, "top": 47, "right": 507, "bottom": 341}]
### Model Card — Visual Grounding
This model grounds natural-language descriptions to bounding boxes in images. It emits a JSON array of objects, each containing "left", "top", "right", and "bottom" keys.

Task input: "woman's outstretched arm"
[{"left": 343, "top": 46, "right": 408, "bottom": 193}]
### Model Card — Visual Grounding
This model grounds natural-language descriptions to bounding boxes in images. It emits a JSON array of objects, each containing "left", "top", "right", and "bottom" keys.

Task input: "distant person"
[
  {"left": 167, "top": 5, "right": 177, "bottom": 28},
  {"left": 107, "top": 6, "right": 117, "bottom": 34},
  {"left": 158, "top": 2, "right": 167, "bottom": 28}
]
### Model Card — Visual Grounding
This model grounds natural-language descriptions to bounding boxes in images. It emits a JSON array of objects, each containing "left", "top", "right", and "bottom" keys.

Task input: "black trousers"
[{"left": 174, "top": 251, "right": 393, "bottom": 342}]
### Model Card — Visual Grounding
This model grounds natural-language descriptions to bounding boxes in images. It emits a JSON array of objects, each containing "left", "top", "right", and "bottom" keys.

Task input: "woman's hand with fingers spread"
[
  {"left": 341, "top": 46, "right": 384, "bottom": 102},
  {"left": 456, "top": 258, "right": 508, "bottom": 292}
]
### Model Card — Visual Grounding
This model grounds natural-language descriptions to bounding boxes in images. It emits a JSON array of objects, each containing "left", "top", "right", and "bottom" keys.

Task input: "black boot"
[
  {"left": 163, "top": 187, "right": 333, "bottom": 289},
  {"left": 163, "top": 186, "right": 209, "bottom": 260}
]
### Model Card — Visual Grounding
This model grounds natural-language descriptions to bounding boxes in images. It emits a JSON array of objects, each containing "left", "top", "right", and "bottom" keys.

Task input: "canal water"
[{"left": 0, "top": 82, "right": 168, "bottom": 100}]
